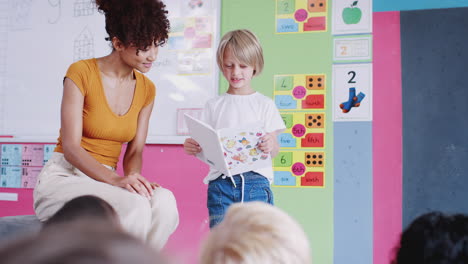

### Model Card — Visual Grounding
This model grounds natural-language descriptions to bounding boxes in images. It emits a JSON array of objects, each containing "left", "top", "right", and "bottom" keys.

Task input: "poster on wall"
[
  {"left": 0, "top": 143, "right": 56, "bottom": 189},
  {"left": 272, "top": 74, "right": 328, "bottom": 188},
  {"left": 275, "top": 0, "right": 328, "bottom": 34},
  {"left": 332, "top": 63, "right": 372, "bottom": 121},
  {"left": 332, "top": 0, "right": 372, "bottom": 35},
  {"left": 333, "top": 35, "right": 372, "bottom": 62}
]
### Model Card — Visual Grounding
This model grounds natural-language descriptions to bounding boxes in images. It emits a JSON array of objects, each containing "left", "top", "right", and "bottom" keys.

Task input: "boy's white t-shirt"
[{"left": 201, "top": 92, "right": 286, "bottom": 184}]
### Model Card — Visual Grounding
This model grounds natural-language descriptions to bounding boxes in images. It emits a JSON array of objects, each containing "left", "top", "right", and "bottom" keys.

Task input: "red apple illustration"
[{"left": 342, "top": 1, "right": 362, "bottom": 24}]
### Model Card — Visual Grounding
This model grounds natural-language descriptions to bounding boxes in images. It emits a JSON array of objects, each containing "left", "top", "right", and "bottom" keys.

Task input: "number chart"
[
  {"left": 276, "top": 0, "right": 328, "bottom": 34},
  {"left": 0, "top": 143, "right": 56, "bottom": 189},
  {"left": 273, "top": 73, "right": 329, "bottom": 188},
  {"left": 274, "top": 74, "right": 326, "bottom": 111},
  {"left": 274, "top": 150, "right": 325, "bottom": 187}
]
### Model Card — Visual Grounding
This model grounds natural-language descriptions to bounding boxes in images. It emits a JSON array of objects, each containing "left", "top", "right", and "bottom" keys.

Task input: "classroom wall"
[
  {"left": 372, "top": 1, "right": 468, "bottom": 264},
  {"left": 1, "top": 1, "right": 379, "bottom": 264},
  {"left": 219, "top": 1, "right": 334, "bottom": 263},
  {"left": 374, "top": 0, "right": 468, "bottom": 12},
  {"left": 372, "top": 11, "right": 402, "bottom": 264},
  {"left": 401, "top": 7, "right": 468, "bottom": 226},
  {"left": 4, "top": 1, "right": 468, "bottom": 264}
]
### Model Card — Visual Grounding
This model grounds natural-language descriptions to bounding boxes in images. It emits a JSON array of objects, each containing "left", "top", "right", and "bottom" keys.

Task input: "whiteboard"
[{"left": 0, "top": 0, "right": 220, "bottom": 144}]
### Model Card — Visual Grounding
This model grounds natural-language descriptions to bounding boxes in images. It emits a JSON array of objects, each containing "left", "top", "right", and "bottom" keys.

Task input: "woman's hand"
[
  {"left": 183, "top": 138, "right": 202, "bottom": 155},
  {"left": 112, "top": 172, "right": 154, "bottom": 199}
]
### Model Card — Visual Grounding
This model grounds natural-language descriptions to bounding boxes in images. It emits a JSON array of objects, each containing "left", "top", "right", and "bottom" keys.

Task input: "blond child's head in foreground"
[
  {"left": 199, "top": 202, "right": 311, "bottom": 264},
  {"left": 216, "top": 29, "right": 264, "bottom": 95}
]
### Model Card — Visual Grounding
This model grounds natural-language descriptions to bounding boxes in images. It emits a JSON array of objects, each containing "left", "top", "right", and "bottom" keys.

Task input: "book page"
[{"left": 218, "top": 126, "right": 271, "bottom": 176}]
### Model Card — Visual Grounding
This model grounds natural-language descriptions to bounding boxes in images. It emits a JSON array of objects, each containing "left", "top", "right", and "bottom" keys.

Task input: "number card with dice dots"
[
  {"left": 279, "top": 112, "right": 326, "bottom": 149},
  {"left": 276, "top": 0, "right": 328, "bottom": 34},
  {"left": 274, "top": 74, "right": 326, "bottom": 111},
  {"left": 273, "top": 151, "right": 325, "bottom": 187}
]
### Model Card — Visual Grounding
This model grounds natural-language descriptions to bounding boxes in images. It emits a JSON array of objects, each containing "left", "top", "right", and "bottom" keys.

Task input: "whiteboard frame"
[{"left": 0, "top": 0, "right": 221, "bottom": 145}]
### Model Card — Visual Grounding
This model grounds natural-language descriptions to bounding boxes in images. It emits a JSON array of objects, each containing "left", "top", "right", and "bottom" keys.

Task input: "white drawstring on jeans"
[
  {"left": 224, "top": 174, "right": 245, "bottom": 203},
  {"left": 240, "top": 173, "right": 245, "bottom": 203}
]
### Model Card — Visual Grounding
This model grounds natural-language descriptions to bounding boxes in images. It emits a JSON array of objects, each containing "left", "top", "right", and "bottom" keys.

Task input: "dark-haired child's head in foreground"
[
  {"left": 0, "top": 219, "right": 169, "bottom": 264},
  {"left": 43, "top": 195, "right": 119, "bottom": 229},
  {"left": 393, "top": 211, "right": 468, "bottom": 264}
]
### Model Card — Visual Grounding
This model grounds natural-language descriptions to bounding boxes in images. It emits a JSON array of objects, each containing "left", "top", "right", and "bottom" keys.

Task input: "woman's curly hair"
[{"left": 95, "top": 0, "right": 170, "bottom": 50}]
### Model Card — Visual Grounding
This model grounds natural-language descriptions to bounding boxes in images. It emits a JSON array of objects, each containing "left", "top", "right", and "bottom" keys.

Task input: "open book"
[{"left": 184, "top": 114, "right": 271, "bottom": 177}]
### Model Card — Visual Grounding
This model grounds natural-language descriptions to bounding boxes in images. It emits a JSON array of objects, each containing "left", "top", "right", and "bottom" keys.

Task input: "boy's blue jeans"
[{"left": 207, "top": 171, "right": 274, "bottom": 228}]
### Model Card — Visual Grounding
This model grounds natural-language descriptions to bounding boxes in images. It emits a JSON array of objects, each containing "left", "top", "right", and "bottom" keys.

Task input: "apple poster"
[{"left": 332, "top": 0, "right": 372, "bottom": 35}]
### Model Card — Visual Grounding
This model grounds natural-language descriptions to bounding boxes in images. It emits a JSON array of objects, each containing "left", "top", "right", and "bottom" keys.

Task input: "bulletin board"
[{"left": 0, "top": 0, "right": 220, "bottom": 144}]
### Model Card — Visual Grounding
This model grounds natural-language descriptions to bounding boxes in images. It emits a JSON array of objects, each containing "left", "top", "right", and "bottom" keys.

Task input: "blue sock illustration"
[
  {"left": 339, "top": 87, "right": 356, "bottom": 113},
  {"left": 353, "top": 92, "right": 365, "bottom": 107}
]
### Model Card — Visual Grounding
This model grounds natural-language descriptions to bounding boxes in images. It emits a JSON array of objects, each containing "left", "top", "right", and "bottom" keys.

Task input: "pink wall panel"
[
  {"left": 0, "top": 189, "right": 34, "bottom": 215},
  {"left": 373, "top": 11, "right": 403, "bottom": 264},
  {"left": 116, "top": 145, "right": 210, "bottom": 263},
  {"left": 0, "top": 144, "right": 209, "bottom": 264}
]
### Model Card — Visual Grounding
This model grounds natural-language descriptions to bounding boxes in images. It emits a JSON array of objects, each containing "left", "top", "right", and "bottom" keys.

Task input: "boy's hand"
[
  {"left": 259, "top": 132, "right": 279, "bottom": 156},
  {"left": 184, "top": 138, "right": 202, "bottom": 155}
]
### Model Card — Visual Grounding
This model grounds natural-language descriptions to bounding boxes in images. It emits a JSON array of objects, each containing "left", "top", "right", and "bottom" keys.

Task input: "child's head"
[
  {"left": 0, "top": 219, "right": 169, "bottom": 264},
  {"left": 43, "top": 195, "right": 120, "bottom": 229},
  {"left": 199, "top": 202, "right": 311, "bottom": 264},
  {"left": 392, "top": 211, "right": 468, "bottom": 264},
  {"left": 216, "top": 29, "right": 264, "bottom": 77}
]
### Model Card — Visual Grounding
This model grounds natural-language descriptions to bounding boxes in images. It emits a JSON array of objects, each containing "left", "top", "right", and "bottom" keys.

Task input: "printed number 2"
[
  {"left": 348, "top": 71, "right": 356, "bottom": 84},
  {"left": 341, "top": 46, "right": 347, "bottom": 56}
]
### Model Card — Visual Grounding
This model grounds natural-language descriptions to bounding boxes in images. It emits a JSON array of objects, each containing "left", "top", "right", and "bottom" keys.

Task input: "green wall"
[{"left": 220, "top": 1, "right": 334, "bottom": 263}]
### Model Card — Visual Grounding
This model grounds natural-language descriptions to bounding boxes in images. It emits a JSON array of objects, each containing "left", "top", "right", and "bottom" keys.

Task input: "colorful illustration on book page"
[
  {"left": 276, "top": 0, "right": 328, "bottom": 34},
  {"left": 278, "top": 112, "right": 326, "bottom": 149},
  {"left": 274, "top": 74, "right": 326, "bottom": 111},
  {"left": 220, "top": 130, "right": 269, "bottom": 171},
  {"left": 273, "top": 150, "right": 325, "bottom": 187}
]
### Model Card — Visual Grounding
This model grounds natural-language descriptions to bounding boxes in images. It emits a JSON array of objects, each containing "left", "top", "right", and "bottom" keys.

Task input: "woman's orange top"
[{"left": 54, "top": 58, "right": 155, "bottom": 168}]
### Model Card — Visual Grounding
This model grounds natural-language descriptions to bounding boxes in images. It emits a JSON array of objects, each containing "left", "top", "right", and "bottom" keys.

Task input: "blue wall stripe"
[{"left": 334, "top": 122, "right": 373, "bottom": 264}]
